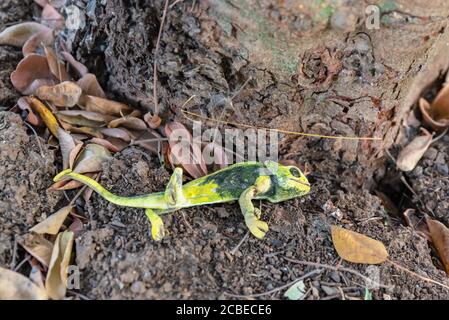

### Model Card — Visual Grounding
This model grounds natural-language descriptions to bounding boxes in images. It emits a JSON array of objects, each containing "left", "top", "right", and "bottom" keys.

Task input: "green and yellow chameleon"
[{"left": 54, "top": 161, "right": 310, "bottom": 241}]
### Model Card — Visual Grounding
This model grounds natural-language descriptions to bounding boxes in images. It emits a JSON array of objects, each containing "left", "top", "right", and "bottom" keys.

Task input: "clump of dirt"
[{"left": 0, "top": 112, "right": 61, "bottom": 267}]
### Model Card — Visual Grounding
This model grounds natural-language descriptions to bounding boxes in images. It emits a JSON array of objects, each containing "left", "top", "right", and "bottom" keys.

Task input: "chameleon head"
[{"left": 263, "top": 161, "right": 311, "bottom": 202}]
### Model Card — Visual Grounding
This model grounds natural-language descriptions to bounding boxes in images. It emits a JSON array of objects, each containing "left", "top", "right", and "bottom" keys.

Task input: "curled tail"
[{"left": 54, "top": 169, "right": 140, "bottom": 207}]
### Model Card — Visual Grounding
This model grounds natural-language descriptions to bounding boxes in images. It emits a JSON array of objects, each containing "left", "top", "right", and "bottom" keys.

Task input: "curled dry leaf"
[
  {"left": 101, "top": 127, "right": 133, "bottom": 142},
  {"left": 44, "top": 46, "right": 69, "bottom": 82},
  {"left": 331, "top": 225, "right": 389, "bottom": 264},
  {"left": 89, "top": 137, "right": 120, "bottom": 153},
  {"left": 403, "top": 209, "right": 431, "bottom": 241},
  {"left": 419, "top": 98, "right": 449, "bottom": 131},
  {"left": 396, "top": 127, "right": 433, "bottom": 172},
  {"left": 427, "top": 218, "right": 449, "bottom": 275},
  {"left": 17, "top": 96, "right": 42, "bottom": 126},
  {"left": 69, "top": 142, "right": 83, "bottom": 169},
  {"left": 18, "top": 233, "right": 53, "bottom": 267},
  {"left": 0, "top": 266, "right": 47, "bottom": 300},
  {"left": 108, "top": 116, "right": 147, "bottom": 130},
  {"left": 131, "top": 129, "right": 165, "bottom": 154},
  {"left": 83, "top": 95, "right": 130, "bottom": 116},
  {"left": 61, "top": 51, "right": 88, "bottom": 76},
  {"left": 45, "top": 231, "right": 74, "bottom": 300},
  {"left": 56, "top": 110, "right": 108, "bottom": 127},
  {"left": 73, "top": 143, "right": 112, "bottom": 174},
  {"left": 49, "top": 178, "right": 84, "bottom": 191},
  {"left": 165, "top": 121, "right": 207, "bottom": 179},
  {"left": 58, "top": 128, "right": 75, "bottom": 169},
  {"left": 0, "top": 22, "right": 51, "bottom": 47},
  {"left": 28, "top": 97, "right": 59, "bottom": 137},
  {"left": 77, "top": 74, "right": 105, "bottom": 98},
  {"left": 144, "top": 112, "right": 162, "bottom": 129},
  {"left": 37, "top": 81, "right": 82, "bottom": 107},
  {"left": 42, "top": 4, "right": 64, "bottom": 29},
  {"left": 11, "top": 54, "right": 54, "bottom": 94},
  {"left": 430, "top": 84, "right": 449, "bottom": 122},
  {"left": 22, "top": 29, "right": 54, "bottom": 56},
  {"left": 29, "top": 205, "right": 72, "bottom": 235}
]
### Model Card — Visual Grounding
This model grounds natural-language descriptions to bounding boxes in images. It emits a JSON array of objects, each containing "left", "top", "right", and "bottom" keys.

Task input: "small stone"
[
  {"left": 130, "top": 281, "right": 146, "bottom": 294},
  {"left": 321, "top": 285, "right": 337, "bottom": 296},
  {"left": 434, "top": 163, "right": 448, "bottom": 175},
  {"left": 330, "top": 271, "right": 341, "bottom": 283}
]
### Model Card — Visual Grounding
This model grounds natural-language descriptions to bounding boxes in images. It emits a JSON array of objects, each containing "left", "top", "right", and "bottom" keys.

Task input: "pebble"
[
  {"left": 321, "top": 285, "right": 337, "bottom": 296},
  {"left": 330, "top": 271, "right": 341, "bottom": 283},
  {"left": 130, "top": 281, "right": 146, "bottom": 294},
  {"left": 434, "top": 163, "right": 448, "bottom": 175}
]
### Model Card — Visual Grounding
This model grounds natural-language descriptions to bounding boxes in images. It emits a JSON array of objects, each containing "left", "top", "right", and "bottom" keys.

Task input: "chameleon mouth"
[{"left": 289, "top": 178, "right": 311, "bottom": 188}]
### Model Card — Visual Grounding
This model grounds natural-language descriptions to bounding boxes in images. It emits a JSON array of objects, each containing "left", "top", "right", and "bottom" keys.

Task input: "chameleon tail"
[{"left": 53, "top": 169, "right": 138, "bottom": 207}]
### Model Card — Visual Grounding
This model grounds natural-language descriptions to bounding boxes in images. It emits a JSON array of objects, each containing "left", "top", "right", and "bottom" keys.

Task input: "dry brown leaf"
[
  {"left": 165, "top": 122, "right": 207, "bottom": 178},
  {"left": 49, "top": 178, "right": 84, "bottom": 191},
  {"left": 58, "top": 128, "right": 76, "bottom": 169},
  {"left": 22, "top": 29, "right": 53, "bottom": 56},
  {"left": 44, "top": 46, "right": 69, "bottom": 82},
  {"left": 427, "top": 218, "right": 449, "bottom": 275},
  {"left": 82, "top": 95, "right": 131, "bottom": 116},
  {"left": 0, "top": 266, "right": 48, "bottom": 300},
  {"left": 101, "top": 127, "right": 133, "bottom": 142},
  {"left": 430, "top": 84, "right": 449, "bottom": 122},
  {"left": 18, "top": 233, "right": 53, "bottom": 267},
  {"left": 61, "top": 51, "right": 88, "bottom": 76},
  {"left": 17, "top": 96, "right": 42, "bottom": 126},
  {"left": 0, "top": 22, "right": 51, "bottom": 47},
  {"left": 28, "top": 96, "right": 59, "bottom": 137},
  {"left": 132, "top": 129, "right": 164, "bottom": 154},
  {"left": 69, "top": 142, "right": 83, "bottom": 169},
  {"left": 73, "top": 143, "right": 112, "bottom": 174},
  {"left": 42, "top": 4, "right": 64, "bottom": 29},
  {"left": 30, "top": 206, "right": 72, "bottom": 235},
  {"left": 77, "top": 74, "right": 106, "bottom": 98},
  {"left": 11, "top": 54, "right": 55, "bottom": 94},
  {"left": 108, "top": 116, "right": 146, "bottom": 130},
  {"left": 37, "top": 81, "right": 82, "bottom": 107},
  {"left": 56, "top": 110, "right": 108, "bottom": 127},
  {"left": 144, "top": 112, "right": 162, "bottom": 129},
  {"left": 331, "top": 225, "right": 388, "bottom": 264},
  {"left": 89, "top": 137, "right": 120, "bottom": 153},
  {"left": 396, "top": 127, "right": 433, "bottom": 172},
  {"left": 69, "top": 217, "right": 84, "bottom": 234},
  {"left": 45, "top": 231, "right": 74, "bottom": 300},
  {"left": 419, "top": 98, "right": 449, "bottom": 131}
]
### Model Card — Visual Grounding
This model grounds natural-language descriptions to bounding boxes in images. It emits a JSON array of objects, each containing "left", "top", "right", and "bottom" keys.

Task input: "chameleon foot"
[
  {"left": 244, "top": 214, "right": 269, "bottom": 239},
  {"left": 145, "top": 209, "right": 165, "bottom": 241}
]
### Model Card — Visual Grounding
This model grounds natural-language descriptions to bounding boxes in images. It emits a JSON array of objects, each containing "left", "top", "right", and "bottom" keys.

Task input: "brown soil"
[{"left": 1, "top": 0, "right": 449, "bottom": 300}]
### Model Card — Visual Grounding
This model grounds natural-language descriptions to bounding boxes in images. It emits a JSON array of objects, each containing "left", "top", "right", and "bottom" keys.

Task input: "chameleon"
[{"left": 53, "top": 161, "right": 310, "bottom": 241}]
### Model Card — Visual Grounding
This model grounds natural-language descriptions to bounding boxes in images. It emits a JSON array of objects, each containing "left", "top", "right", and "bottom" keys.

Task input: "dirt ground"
[{"left": 1, "top": 0, "right": 449, "bottom": 299}]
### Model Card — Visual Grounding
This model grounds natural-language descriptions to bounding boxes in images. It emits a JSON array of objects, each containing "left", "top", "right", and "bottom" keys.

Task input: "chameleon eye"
[{"left": 289, "top": 167, "right": 300, "bottom": 178}]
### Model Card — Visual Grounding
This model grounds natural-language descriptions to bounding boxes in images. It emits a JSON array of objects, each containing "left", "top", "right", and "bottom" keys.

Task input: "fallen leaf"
[
  {"left": 82, "top": 95, "right": 130, "bottom": 116},
  {"left": 56, "top": 110, "right": 108, "bottom": 127},
  {"left": 331, "top": 225, "right": 388, "bottom": 264},
  {"left": 45, "top": 231, "right": 74, "bottom": 300},
  {"left": 0, "top": 266, "right": 47, "bottom": 300},
  {"left": 165, "top": 121, "right": 207, "bottom": 178},
  {"left": 403, "top": 209, "right": 431, "bottom": 241},
  {"left": 61, "top": 51, "right": 88, "bottom": 76},
  {"left": 396, "top": 127, "right": 433, "bottom": 172},
  {"left": 28, "top": 96, "right": 59, "bottom": 137},
  {"left": 131, "top": 128, "right": 164, "bottom": 154},
  {"left": 37, "top": 81, "right": 82, "bottom": 107},
  {"left": 29, "top": 264, "right": 46, "bottom": 291},
  {"left": 58, "top": 128, "right": 76, "bottom": 169},
  {"left": 11, "top": 54, "right": 54, "bottom": 94},
  {"left": 18, "top": 233, "right": 53, "bottom": 267},
  {"left": 89, "top": 137, "right": 120, "bottom": 153},
  {"left": 101, "top": 127, "right": 133, "bottom": 142},
  {"left": 61, "top": 122, "right": 104, "bottom": 139},
  {"left": 430, "top": 84, "right": 449, "bottom": 122},
  {"left": 77, "top": 74, "right": 106, "bottom": 98},
  {"left": 284, "top": 280, "right": 306, "bottom": 300},
  {"left": 49, "top": 178, "right": 84, "bottom": 191},
  {"left": 427, "top": 218, "right": 449, "bottom": 275},
  {"left": 22, "top": 29, "right": 53, "bottom": 56},
  {"left": 73, "top": 143, "right": 112, "bottom": 174},
  {"left": 69, "top": 142, "right": 83, "bottom": 169},
  {"left": 0, "top": 22, "right": 51, "bottom": 47},
  {"left": 30, "top": 206, "right": 72, "bottom": 235},
  {"left": 17, "top": 96, "right": 42, "bottom": 126},
  {"left": 44, "top": 46, "right": 69, "bottom": 82},
  {"left": 42, "top": 4, "right": 64, "bottom": 29},
  {"left": 419, "top": 98, "right": 449, "bottom": 131},
  {"left": 108, "top": 116, "right": 147, "bottom": 130},
  {"left": 69, "top": 217, "right": 84, "bottom": 234},
  {"left": 144, "top": 112, "right": 162, "bottom": 129}
]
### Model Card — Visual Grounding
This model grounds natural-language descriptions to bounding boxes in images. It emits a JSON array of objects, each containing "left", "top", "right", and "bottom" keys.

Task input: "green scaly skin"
[{"left": 53, "top": 161, "right": 311, "bottom": 241}]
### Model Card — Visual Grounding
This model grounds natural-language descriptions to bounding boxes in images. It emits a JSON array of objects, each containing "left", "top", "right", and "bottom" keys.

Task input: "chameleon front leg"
[
  {"left": 238, "top": 176, "right": 271, "bottom": 239},
  {"left": 145, "top": 208, "right": 165, "bottom": 241},
  {"left": 164, "top": 167, "right": 186, "bottom": 206}
]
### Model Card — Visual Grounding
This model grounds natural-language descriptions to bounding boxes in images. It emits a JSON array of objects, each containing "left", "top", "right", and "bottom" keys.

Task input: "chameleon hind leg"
[
  {"left": 164, "top": 167, "right": 186, "bottom": 206},
  {"left": 238, "top": 176, "right": 271, "bottom": 239},
  {"left": 145, "top": 208, "right": 165, "bottom": 241}
]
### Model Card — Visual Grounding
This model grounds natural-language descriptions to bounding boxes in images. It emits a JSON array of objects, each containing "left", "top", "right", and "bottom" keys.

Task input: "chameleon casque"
[{"left": 54, "top": 161, "right": 310, "bottom": 241}]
